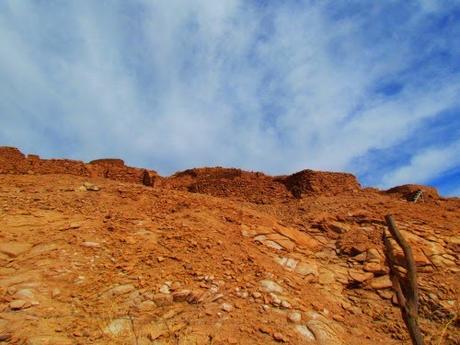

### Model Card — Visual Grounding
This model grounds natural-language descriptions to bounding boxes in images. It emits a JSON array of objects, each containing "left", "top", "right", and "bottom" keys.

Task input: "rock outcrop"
[
  {"left": 0, "top": 146, "right": 157, "bottom": 186},
  {"left": 386, "top": 184, "right": 440, "bottom": 201},
  {"left": 162, "top": 167, "right": 290, "bottom": 203},
  {"left": 281, "top": 169, "right": 361, "bottom": 197}
]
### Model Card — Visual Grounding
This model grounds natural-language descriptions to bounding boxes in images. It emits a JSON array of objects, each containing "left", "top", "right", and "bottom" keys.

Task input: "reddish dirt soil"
[{"left": 0, "top": 147, "right": 458, "bottom": 345}]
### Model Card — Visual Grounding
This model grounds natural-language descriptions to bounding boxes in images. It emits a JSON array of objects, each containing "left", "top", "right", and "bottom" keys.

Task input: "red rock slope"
[{"left": 0, "top": 147, "right": 458, "bottom": 345}]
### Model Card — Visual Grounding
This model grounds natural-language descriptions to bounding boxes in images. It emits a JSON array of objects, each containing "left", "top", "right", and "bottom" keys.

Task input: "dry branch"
[{"left": 384, "top": 214, "right": 424, "bottom": 345}]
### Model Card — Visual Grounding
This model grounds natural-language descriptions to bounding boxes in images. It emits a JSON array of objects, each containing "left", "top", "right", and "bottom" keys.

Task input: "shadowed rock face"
[
  {"left": 142, "top": 170, "right": 152, "bottom": 186},
  {"left": 89, "top": 158, "right": 126, "bottom": 167}
]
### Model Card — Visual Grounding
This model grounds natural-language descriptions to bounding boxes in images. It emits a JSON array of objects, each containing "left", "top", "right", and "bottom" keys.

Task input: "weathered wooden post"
[{"left": 384, "top": 214, "right": 424, "bottom": 345}]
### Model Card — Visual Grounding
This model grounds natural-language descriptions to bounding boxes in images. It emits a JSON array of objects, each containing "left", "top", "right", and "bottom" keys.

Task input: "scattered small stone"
[
  {"left": 369, "top": 275, "right": 392, "bottom": 290},
  {"left": 13, "top": 288, "right": 35, "bottom": 300},
  {"left": 10, "top": 299, "right": 27, "bottom": 310},
  {"left": 186, "top": 290, "right": 205, "bottom": 304},
  {"left": 352, "top": 252, "right": 367, "bottom": 262},
  {"left": 170, "top": 281, "right": 181, "bottom": 291},
  {"left": 332, "top": 314, "right": 345, "bottom": 322},
  {"left": 363, "top": 262, "right": 386, "bottom": 274},
  {"left": 221, "top": 303, "right": 233, "bottom": 312},
  {"left": 377, "top": 289, "right": 393, "bottom": 300},
  {"left": 428, "top": 292, "right": 438, "bottom": 301},
  {"left": 349, "top": 270, "right": 374, "bottom": 283},
  {"left": 252, "top": 291, "right": 262, "bottom": 299},
  {"left": 81, "top": 241, "right": 101, "bottom": 248},
  {"left": 83, "top": 182, "right": 100, "bottom": 191},
  {"left": 273, "top": 332, "right": 288, "bottom": 342},
  {"left": 159, "top": 284, "right": 170, "bottom": 294},
  {"left": 138, "top": 300, "right": 156, "bottom": 311},
  {"left": 259, "top": 326, "right": 271, "bottom": 334},
  {"left": 172, "top": 290, "right": 191, "bottom": 302},
  {"left": 153, "top": 293, "right": 173, "bottom": 307},
  {"left": 237, "top": 290, "right": 249, "bottom": 298},
  {"left": 51, "top": 288, "right": 61, "bottom": 298},
  {"left": 341, "top": 302, "right": 362, "bottom": 315},
  {"left": 366, "top": 248, "right": 382, "bottom": 262},
  {"left": 210, "top": 293, "right": 224, "bottom": 302},
  {"left": 281, "top": 300, "right": 291, "bottom": 309},
  {"left": 295, "top": 261, "right": 319, "bottom": 277},
  {"left": 270, "top": 293, "right": 281, "bottom": 306},
  {"left": 327, "top": 222, "right": 351, "bottom": 234},
  {"left": 157, "top": 256, "right": 165, "bottom": 262},
  {"left": 287, "top": 311, "right": 302, "bottom": 323}
]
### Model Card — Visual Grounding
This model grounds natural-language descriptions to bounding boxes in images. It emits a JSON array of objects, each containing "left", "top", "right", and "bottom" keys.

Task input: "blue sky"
[{"left": 1, "top": 1, "right": 460, "bottom": 196}]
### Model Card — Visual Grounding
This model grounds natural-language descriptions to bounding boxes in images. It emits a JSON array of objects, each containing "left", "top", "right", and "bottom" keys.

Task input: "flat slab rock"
[
  {"left": 0, "top": 242, "right": 32, "bottom": 257},
  {"left": 27, "top": 336, "right": 73, "bottom": 345},
  {"left": 295, "top": 311, "right": 344, "bottom": 345},
  {"left": 104, "top": 318, "right": 132, "bottom": 336},
  {"left": 260, "top": 280, "right": 283, "bottom": 293}
]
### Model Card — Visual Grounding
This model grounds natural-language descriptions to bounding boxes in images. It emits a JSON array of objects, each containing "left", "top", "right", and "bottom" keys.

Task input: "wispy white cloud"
[
  {"left": 0, "top": 0, "right": 459, "bottom": 195},
  {"left": 381, "top": 139, "right": 460, "bottom": 187}
]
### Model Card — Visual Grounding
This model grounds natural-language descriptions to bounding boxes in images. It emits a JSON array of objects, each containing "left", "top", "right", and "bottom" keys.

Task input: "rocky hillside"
[{"left": 0, "top": 147, "right": 458, "bottom": 345}]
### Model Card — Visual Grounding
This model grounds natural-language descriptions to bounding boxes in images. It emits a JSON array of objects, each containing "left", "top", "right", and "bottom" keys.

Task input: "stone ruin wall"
[{"left": 0, "top": 147, "right": 157, "bottom": 186}]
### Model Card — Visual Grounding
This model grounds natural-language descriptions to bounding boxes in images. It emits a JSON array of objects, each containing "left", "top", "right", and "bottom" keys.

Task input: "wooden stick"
[
  {"left": 384, "top": 214, "right": 424, "bottom": 345},
  {"left": 412, "top": 190, "right": 424, "bottom": 203}
]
